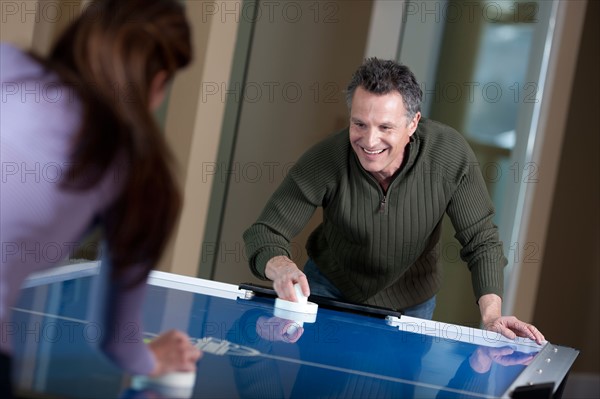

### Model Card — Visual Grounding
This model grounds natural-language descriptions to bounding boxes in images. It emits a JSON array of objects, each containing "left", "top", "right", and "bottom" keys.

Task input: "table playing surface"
[{"left": 8, "top": 262, "right": 578, "bottom": 399}]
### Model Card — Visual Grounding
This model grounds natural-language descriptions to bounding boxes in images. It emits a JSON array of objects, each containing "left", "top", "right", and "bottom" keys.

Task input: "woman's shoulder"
[
  {"left": 1, "top": 44, "right": 44, "bottom": 82},
  {"left": 1, "top": 44, "right": 82, "bottom": 155}
]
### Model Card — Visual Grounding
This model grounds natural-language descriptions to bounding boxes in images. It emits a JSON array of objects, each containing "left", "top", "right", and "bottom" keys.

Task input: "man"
[{"left": 243, "top": 58, "right": 544, "bottom": 344}]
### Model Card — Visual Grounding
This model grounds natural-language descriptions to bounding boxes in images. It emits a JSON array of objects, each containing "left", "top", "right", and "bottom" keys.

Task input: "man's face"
[{"left": 349, "top": 86, "right": 421, "bottom": 185}]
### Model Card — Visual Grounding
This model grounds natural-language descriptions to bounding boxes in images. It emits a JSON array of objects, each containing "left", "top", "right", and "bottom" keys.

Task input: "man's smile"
[{"left": 361, "top": 147, "right": 386, "bottom": 155}]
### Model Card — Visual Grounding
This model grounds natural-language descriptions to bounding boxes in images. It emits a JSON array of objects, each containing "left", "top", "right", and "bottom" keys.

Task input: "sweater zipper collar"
[
  {"left": 352, "top": 135, "right": 418, "bottom": 214},
  {"left": 356, "top": 162, "right": 393, "bottom": 214},
  {"left": 379, "top": 195, "right": 387, "bottom": 213}
]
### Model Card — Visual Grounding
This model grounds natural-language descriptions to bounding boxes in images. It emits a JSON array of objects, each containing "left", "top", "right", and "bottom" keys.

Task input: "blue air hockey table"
[{"left": 8, "top": 262, "right": 578, "bottom": 398}]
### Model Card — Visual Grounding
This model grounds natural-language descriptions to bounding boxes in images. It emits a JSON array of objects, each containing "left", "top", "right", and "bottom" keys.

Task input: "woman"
[{"left": 1, "top": 0, "right": 201, "bottom": 394}]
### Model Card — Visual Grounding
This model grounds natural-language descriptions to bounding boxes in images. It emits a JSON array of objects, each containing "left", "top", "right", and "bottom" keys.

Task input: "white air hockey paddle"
[
  {"left": 130, "top": 371, "right": 196, "bottom": 398},
  {"left": 274, "top": 283, "right": 318, "bottom": 336}
]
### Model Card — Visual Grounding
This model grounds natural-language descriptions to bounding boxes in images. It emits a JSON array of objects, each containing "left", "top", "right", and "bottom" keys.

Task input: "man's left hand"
[
  {"left": 478, "top": 293, "right": 546, "bottom": 345},
  {"left": 484, "top": 315, "right": 545, "bottom": 345}
]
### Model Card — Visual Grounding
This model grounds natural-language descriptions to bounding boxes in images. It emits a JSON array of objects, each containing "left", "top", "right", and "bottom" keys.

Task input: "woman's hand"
[{"left": 147, "top": 330, "right": 202, "bottom": 377}]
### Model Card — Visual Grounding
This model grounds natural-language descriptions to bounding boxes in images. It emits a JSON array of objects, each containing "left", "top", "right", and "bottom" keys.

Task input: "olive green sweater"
[{"left": 243, "top": 118, "right": 506, "bottom": 310}]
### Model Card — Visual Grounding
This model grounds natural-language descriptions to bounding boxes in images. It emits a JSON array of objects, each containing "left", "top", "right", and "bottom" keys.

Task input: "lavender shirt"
[{"left": 0, "top": 44, "right": 155, "bottom": 375}]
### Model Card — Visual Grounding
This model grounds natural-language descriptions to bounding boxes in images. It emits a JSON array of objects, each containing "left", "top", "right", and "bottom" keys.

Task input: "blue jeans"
[{"left": 304, "top": 259, "right": 436, "bottom": 319}]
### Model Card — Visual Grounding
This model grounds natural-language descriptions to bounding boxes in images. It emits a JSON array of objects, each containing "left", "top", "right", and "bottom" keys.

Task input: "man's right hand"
[{"left": 265, "top": 256, "right": 310, "bottom": 302}]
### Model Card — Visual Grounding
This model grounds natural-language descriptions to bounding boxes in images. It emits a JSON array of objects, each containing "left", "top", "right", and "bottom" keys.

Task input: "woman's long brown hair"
[{"left": 44, "top": 0, "right": 192, "bottom": 285}]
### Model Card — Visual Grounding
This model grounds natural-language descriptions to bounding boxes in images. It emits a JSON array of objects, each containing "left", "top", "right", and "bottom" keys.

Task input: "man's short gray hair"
[{"left": 346, "top": 58, "right": 423, "bottom": 120}]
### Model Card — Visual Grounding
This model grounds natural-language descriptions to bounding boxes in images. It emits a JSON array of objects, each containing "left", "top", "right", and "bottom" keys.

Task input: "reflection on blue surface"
[
  {"left": 210, "top": 298, "right": 534, "bottom": 399},
  {"left": 11, "top": 276, "right": 537, "bottom": 398}
]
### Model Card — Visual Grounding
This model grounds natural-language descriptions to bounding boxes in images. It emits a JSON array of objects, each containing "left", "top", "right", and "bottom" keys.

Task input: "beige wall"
[
  {"left": 533, "top": 0, "right": 600, "bottom": 374},
  {"left": 0, "top": 0, "right": 83, "bottom": 52},
  {"left": 1, "top": 1, "right": 38, "bottom": 48},
  {"left": 209, "top": 1, "right": 374, "bottom": 285},
  {"left": 160, "top": 1, "right": 242, "bottom": 276}
]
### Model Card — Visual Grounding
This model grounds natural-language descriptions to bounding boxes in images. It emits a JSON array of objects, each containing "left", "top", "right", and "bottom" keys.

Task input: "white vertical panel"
[
  {"left": 364, "top": 0, "right": 406, "bottom": 60},
  {"left": 397, "top": 0, "right": 447, "bottom": 117}
]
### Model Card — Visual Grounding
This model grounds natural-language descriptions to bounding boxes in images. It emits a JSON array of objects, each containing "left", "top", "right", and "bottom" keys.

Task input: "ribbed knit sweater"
[{"left": 243, "top": 118, "right": 506, "bottom": 310}]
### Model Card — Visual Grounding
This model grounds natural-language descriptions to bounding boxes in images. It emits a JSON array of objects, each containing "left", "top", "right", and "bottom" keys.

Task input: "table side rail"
[
  {"left": 21, "top": 261, "right": 101, "bottom": 288},
  {"left": 147, "top": 270, "right": 246, "bottom": 300},
  {"left": 20, "top": 261, "right": 247, "bottom": 300},
  {"left": 389, "top": 315, "right": 544, "bottom": 352}
]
